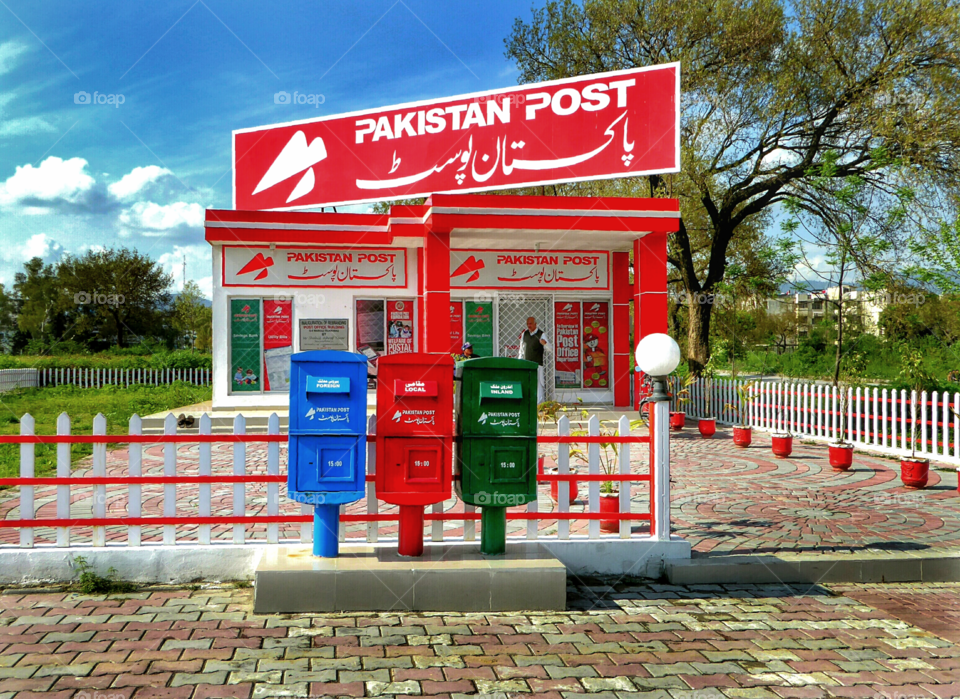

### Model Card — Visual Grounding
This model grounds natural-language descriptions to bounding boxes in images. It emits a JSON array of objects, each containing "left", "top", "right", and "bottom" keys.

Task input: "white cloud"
[
  {"left": 118, "top": 201, "right": 204, "bottom": 234},
  {"left": 0, "top": 116, "right": 57, "bottom": 138},
  {"left": 0, "top": 41, "right": 29, "bottom": 76},
  {"left": 0, "top": 156, "right": 97, "bottom": 210},
  {"left": 158, "top": 245, "right": 211, "bottom": 294},
  {"left": 108, "top": 165, "right": 175, "bottom": 201},
  {"left": 1, "top": 233, "right": 65, "bottom": 264}
]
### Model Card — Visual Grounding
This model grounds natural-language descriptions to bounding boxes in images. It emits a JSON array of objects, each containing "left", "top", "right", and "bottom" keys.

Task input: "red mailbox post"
[{"left": 375, "top": 353, "right": 454, "bottom": 556}]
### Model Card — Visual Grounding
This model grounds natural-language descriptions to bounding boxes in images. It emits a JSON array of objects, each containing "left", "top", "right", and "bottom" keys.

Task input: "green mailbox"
[{"left": 455, "top": 357, "right": 539, "bottom": 555}]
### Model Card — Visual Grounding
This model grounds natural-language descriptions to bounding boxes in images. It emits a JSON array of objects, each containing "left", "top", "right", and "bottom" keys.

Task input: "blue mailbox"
[{"left": 288, "top": 350, "right": 369, "bottom": 557}]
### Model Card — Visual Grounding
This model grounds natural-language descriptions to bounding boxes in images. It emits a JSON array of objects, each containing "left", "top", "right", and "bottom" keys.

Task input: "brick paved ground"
[
  {"left": 2, "top": 581, "right": 960, "bottom": 698},
  {"left": 1, "top": 423, "right": 957, "bottom": 553}
]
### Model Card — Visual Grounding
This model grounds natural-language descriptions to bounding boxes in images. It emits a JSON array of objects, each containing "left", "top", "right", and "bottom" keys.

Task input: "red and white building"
[
  {"left": 206, "top": 63, "right": 681, "bottom": 410},
  {"left": 206, "top": 193, "right": 679, "bottom": 410}
]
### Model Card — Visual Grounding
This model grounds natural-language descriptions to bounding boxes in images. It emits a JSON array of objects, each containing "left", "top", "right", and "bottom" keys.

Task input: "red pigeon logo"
[
  {"left": 237, "top": 252, "right": 274, "bottom": 281},
  {"left": 451, "top": 255, "right": 485, "bottom": 283}
]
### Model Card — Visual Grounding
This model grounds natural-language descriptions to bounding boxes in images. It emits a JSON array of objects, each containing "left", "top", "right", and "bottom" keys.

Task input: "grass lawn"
[{"left": 0, "top": 382, "right": 212, "bottom": 481}]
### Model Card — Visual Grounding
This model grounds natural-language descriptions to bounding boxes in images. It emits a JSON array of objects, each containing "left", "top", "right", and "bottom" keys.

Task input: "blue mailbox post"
[{"left": 288, "top": 350, "right": 368, "bottom": 557}]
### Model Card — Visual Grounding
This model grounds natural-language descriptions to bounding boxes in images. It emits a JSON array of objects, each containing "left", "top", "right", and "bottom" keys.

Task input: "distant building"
[{"left": 768, "top": 286, "right": 888, "bottom": 337}]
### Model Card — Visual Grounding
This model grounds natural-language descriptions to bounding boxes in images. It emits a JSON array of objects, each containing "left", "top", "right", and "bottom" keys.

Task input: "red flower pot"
[
  {"left": 900, "top": 458, "right": 929, "bottom": 489},
  {"left": 669, "top": 412, "right": 686, "bottom": 431},
  {"left": 698, "top": 418, "right": 716, "bottom": 438},
  {"left": 732, "top": 426, "right": 752, "bottom": 447},
  {"left": 549, "top": 471, "right": 579, "bottom": 504},
  {"left": 829, "top": 443, "right": 854, "bottom": 470},
  {"left": 771, "top": 434, "right": 793, "bottom": 458},
  {"left": 599, "top": 493, "right": 620, "bottom": 533}
]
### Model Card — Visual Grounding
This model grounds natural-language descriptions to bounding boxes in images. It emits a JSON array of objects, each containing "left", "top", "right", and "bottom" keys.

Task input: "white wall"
[{"left": 212, "top": 245, "right": 420, "bottom": 410}]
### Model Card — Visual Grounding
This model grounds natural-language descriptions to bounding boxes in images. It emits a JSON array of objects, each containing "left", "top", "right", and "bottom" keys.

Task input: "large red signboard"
[{"left": 234, "top": 64, "right": 679, "bottom": 210}]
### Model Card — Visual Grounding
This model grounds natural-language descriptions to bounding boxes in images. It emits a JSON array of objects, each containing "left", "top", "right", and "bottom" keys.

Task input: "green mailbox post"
[{"left": 455, "top": 357, "right": 539, "bottom": 555}]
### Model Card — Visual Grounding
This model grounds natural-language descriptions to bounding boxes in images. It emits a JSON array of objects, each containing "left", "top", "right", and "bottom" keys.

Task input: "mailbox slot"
[
  {"left": 382, "top": 437, "right": 446, "bottom": 495},
  {"left": 292, "top": 435, "right": 360, "bottom": 492}
]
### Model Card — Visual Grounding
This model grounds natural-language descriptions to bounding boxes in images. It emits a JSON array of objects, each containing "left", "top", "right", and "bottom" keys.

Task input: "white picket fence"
[
  {"left": 670, "top": 377, "right": 960, "bottom": 466},
  {"left": 4, "top": 413, "right": 653, "bottom": 549},
  {"left": 37, "top": 367, "right": 212, "bottom": 388}
]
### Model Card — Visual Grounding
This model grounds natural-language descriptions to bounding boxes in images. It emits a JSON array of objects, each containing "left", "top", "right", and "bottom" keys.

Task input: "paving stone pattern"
[
  {"left": 2, "top": 582, "right": 960, "bottom": 698},
  {"left": 1, "top": 425, "right": 957, "bottom": 552}
]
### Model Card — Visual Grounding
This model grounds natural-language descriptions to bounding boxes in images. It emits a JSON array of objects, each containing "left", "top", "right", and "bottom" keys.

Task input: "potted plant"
[
  {"left": 538, "top": 401, "right": 579, "bottom": 503},
  {"left": 828, "top": 381, "right": 855, "bottom": 470},
  {"left": 570, "top": 412, "right": 645, "bottom": 533},
  {"left": 770, "top": 381, "right": 794, "bottom": 458},
  {"left": 725, "top": 381, "right": 756, "bottom": 447},
  {"left": 698, "top": 357, "right": 718, "bottom": 438},
  {"left": 670, "top": 373, "right": 696, "bottom": 431},
  {"left": 898, "top": 346, "right": 931, "bottom": 488}
]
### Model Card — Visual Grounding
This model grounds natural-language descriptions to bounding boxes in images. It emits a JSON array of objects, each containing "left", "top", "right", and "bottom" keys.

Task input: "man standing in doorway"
[{"left": 518, "top": 316, "right": 551, "bottom": 402}]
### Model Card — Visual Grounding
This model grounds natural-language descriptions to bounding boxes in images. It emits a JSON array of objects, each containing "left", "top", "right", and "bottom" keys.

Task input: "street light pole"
[{"left": 635, "top": 333, "right": 681, "bottom": 542}]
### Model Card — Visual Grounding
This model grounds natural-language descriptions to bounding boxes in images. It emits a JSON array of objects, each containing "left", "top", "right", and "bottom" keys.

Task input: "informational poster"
[
  {"left": 355, "top": 299, "right": 385, "bottom": 387},
  {"left": 262, "top": 299, "right": 293, "bottom": 392},
  {"left": 450, "top": 301, "right": 464, "bottom": 352},
  {"left": 464, "top": 301, "right": 494, "bottom": 357},
  {"left": 299, "top": 318, "right": 350, "bottom": 351},
  {"left": 230, "top": 299, "right": 261, "bottom": 392},
  {"left": 554, "top": 301, "right": 581, "bottom": 388},
  {"left": 582, "top": 301, "right": 610, "bottom": 389},
  {"left": 386, "top": 299, "right": 415, "bottom": 354}
]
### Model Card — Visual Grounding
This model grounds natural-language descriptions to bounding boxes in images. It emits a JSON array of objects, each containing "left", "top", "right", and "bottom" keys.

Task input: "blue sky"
[{"left": 0, "top": 1, "right": 527, "bottom": 297}]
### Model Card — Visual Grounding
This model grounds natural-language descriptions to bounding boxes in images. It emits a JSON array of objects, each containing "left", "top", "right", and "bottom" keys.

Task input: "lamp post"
[{"left": 635, "top": 333, "right": 681, "bottom": 541}]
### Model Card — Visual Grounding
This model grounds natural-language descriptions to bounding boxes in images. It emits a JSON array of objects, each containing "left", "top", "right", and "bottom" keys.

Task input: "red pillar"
[
  {"left": 633, "top": 233, "right": 668, "bottom": 410},
  {"left": 423, "top": 229, "right": 452, "bottom": 354},
  {"left": 612, "top": 251, "right": 631, "bottom": 408},
  {"left": 416, "top": 247, "right": 424, "bottom": 352}
]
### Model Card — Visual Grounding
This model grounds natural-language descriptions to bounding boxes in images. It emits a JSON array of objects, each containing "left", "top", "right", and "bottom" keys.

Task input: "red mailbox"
[{"left": 375, "top": 353, "right": 454, "bottom": 556}]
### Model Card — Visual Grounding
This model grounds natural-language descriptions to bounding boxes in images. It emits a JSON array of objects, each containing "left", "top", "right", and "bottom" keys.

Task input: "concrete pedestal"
[{"left": 253, "top": 542, "right": 567, "bottom": 613}]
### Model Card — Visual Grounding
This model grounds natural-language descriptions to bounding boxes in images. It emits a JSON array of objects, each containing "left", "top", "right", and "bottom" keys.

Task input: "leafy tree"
[
  {"left": 506, "top": 0, "right": 960, "bottom": 372},
  {"left": 0, "top": 284, "right": 18, "bottom": 352},
  {"left": 908, "top": 211, "right": 960, "bottom": 294},
  {"left": 13, "top": 258, "right": 65, "bottom": 343},
  {"left": 781, "top": 151, "right": 912, "bottom": 384},
  {"left": 173, "top": 281, "right": 212, "bottom": 351},
  {"left": 57, "top": 248, "right": 173, "bottom": 348}
]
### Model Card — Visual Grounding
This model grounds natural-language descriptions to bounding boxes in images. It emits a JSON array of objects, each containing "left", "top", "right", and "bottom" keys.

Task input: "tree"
[
  {"left": 13, "top": 258, "right": 65, "bottom": 343},
  {"left": 782, "top": 151, "right": 911, "bottom": 384},
  {"left": 908, "top": 211, "right": 960, "bottom": 294},
  {"left": 57, "top": 248, "right": 173, "bottom": 347},
  {"left": 506, "top": 0, "right": 960, "bottom": 372},
  {"left": 173, "top": 281, "right": 213, "bottom": 351},
  {"left": 0, "top": 284, "right": 18, "bottom": 352}
]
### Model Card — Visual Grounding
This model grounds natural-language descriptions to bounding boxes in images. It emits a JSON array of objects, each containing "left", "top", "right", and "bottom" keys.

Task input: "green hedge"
[{"left": 0, "top": 350, "right": 212, "bottom": 371}]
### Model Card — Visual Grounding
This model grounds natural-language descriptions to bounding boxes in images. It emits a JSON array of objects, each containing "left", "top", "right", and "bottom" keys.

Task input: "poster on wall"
[
  {"left": 263, "top": 299, "right": 293, "bottom": 392},
  {"left": 554, "top": 301, "right": 581, "bottom": 388},
  {"left": 464, "top": 301, "right": 494, "bottom": 357},
  {"left": 299, "top": 318, "right": 350, "bottom": 351},
  {"left": 582, "top": 301, "right": 610, "bottom": 389},
  {"left": 386, "top": 299, "right": 415, "bottom": 354},
  {"left": 230, "top": 299, "right": 261, "bottom": 392},
  {"left": 450, "top": 301, "right": 464, "bottom": 351},
  {"left": 355, "top": 299, "right": 385, "bottom": 387}
]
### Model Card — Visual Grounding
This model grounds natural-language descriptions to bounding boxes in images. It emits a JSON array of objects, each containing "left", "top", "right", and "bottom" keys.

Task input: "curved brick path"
[
  {"left": 1, "top": 423, "right": 957, "bottom": 552},
  {"left": 2, "top": 582, "right": 960, "bottom": 697}
]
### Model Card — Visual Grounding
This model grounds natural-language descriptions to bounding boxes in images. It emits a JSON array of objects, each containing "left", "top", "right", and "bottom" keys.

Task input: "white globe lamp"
[{"left": 635, "top": 333, "right": 681, "bottom": 402}]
